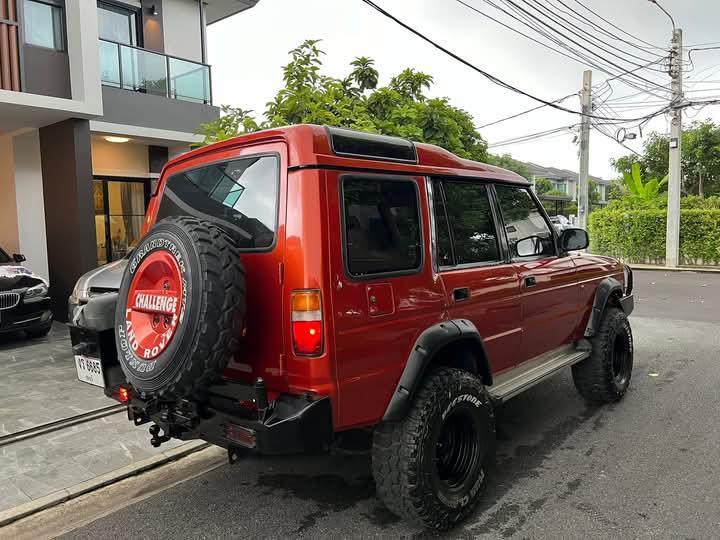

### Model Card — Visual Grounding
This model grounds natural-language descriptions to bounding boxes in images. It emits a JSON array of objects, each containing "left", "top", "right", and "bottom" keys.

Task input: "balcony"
[{"left": 98, "top": 39, "right": 212, "bottom": 105}]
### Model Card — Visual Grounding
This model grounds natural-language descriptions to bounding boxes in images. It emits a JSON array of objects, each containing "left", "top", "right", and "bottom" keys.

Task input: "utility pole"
[
  {"left": 666, "top": 28, "right": 682, "bottom": 268},
  {"left": 578, "top": 70, "right": 592, "bottom": 230}
]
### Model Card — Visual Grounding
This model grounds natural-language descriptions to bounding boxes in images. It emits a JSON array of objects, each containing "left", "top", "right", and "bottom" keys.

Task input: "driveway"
[{"left": 61, "top": 270, "right": 720, "bottom": 538}]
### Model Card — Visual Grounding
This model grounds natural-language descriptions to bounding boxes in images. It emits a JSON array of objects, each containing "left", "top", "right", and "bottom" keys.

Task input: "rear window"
[
  {"left": 156, "top": 155, "right": 279, "bottom": 250},
  {"left": 342, "top": 177, "right": 422, "bottom": 277}
]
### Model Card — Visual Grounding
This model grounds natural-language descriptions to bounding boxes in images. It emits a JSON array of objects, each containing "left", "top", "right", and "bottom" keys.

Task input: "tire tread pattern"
[{"left": 572, "top": 307, "right": 632, "bottom": 403}]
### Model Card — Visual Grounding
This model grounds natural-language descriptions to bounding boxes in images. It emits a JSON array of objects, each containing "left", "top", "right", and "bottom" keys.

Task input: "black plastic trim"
[
  {"left": 584, "top": 277, "right": 625, "bottom": 337},
  {"left": 382, "top": 319, "right": 491, "bottom": 421},
  {"left": 327, "top": 126, "right": 418, "bottom": 164}
]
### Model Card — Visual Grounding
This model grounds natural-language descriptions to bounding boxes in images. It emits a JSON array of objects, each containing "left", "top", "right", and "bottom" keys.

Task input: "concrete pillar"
[{"left": 39, "top": 119, "right": 96, "bottom": 320}]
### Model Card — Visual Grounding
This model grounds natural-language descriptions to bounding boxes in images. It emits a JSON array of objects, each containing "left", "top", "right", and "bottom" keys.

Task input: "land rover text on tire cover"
[{"left": 68, "top": 125, "right": 634, "bottom": 530}]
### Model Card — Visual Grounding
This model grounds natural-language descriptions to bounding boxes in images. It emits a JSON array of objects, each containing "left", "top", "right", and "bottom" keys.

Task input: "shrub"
[{"left": 588, "top": 209, "right": 720, "bottom": 265}]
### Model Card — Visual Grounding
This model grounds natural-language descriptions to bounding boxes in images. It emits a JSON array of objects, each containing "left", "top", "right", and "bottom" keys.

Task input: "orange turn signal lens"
[{"left": 291, "top": 291, "right": 321, "bottom": 312}]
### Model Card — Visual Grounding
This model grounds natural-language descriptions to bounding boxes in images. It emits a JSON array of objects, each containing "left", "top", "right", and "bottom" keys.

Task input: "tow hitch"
[{"left": 149, "top": 424, "right": 171, "bottom": 448}]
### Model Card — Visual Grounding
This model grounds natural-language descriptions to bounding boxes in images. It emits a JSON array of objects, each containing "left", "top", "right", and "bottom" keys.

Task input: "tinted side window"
[
  {"left": 432, "top": 180, "right": 454, "bottom": 267},
  {"left": 495, "top": 186, "right": 555, "bottom": 258},
  {"left": 342, "top": 178, "right": 422, "bottom": 277},
  {"left": 156, "top": 155, "right": 279, "bottom": 250},
  {"left": 442, "top": 181, "right": 500, "bottom": 265}
]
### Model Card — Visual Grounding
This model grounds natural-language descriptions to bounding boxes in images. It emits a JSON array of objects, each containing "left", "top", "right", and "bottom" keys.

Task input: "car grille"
[{"left": 0, "top": 292, "right": 21, "bottom": 310}]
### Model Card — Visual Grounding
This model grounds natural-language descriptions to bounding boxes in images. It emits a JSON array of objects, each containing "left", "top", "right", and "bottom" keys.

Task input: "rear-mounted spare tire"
[{"left": 115, "top": 216, "right": 246, "bottom": 400}]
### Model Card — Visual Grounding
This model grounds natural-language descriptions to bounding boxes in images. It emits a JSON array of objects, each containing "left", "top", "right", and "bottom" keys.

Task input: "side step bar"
[{"left": 489, "top": 346, "right": 590, "bottom": 402}]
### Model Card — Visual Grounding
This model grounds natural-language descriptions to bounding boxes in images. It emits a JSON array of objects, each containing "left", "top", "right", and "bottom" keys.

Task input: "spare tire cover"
[{"left": 115, "top": 216, "right": 246, "bottom": 399}]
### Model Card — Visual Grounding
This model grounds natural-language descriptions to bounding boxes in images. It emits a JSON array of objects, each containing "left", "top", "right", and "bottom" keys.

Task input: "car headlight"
[{"left": 24, "top": 283, "right": 49, "bottom": 301}]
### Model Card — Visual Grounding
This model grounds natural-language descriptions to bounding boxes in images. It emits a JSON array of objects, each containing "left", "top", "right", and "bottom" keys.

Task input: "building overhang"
[{"left": 205, "top": 0, "right": 259, "bottom": 24}]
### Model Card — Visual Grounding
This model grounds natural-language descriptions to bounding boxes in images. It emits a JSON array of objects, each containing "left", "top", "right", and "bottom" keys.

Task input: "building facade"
[
  {"left": 524, "top": 162, "right": 611, "bottom": 204},
  {"left": 0, "top": 0, "right": 257, "bottom": 318}
]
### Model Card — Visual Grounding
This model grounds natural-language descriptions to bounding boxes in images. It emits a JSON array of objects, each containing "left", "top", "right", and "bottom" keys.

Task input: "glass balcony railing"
[{"left": 98, "top": 39, "right": 211, "bottom": 105}]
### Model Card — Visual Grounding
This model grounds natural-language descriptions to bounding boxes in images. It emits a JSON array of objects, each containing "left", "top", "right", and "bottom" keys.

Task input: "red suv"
[{"left": 69, "top": 125, "right": 634, "bottom": 529}]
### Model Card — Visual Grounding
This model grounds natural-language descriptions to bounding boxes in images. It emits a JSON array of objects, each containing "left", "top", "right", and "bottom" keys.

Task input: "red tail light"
[
  {"left": 118, "top": 386, "right": 131, "bottom": 403},
  {"left": 291, "top": 290, "right": 323, "bottom": 356}
]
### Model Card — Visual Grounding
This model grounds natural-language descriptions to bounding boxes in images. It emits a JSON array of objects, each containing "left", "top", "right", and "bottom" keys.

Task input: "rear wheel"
[
  {"left": 572, "top": 307, "right": 633, "bottom": 403},
  {"left": 372, "top": 368, "right": 494, "bottom": 530}
]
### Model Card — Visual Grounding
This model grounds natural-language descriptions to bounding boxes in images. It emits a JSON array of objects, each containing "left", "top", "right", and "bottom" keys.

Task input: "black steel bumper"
[
  {"left": 620, "top": 293, "right": 634, "bottom": 316},
  {"left": 128, "top": 383, "right": 333, "bottom": 456},
  {"left": 0, "top": 298, "right": 52, "bottom": 334},
  {"left": 69, "top": 322, "right": 333, "bottom": 456}
]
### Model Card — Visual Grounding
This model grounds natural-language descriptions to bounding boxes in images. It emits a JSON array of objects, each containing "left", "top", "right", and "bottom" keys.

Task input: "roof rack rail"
[{"left": 326, "top": 126, "right": 418, "bottom": 164}]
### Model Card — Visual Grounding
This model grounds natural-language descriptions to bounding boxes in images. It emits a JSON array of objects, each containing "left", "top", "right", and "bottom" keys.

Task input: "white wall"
[
  {"left": 163, "top": 0, "right": 203, "bottom": 63},
  {"left": 0, "top": 136, "right": 20, "bottom": 255},
  {"left": 13, "top": 131, "right": 49, "bottom": 281}
]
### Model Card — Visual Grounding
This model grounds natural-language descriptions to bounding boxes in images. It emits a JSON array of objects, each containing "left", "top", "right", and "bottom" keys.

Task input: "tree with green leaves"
[{"left": 197, "top": 39, "right": 491, "bottom": 163}]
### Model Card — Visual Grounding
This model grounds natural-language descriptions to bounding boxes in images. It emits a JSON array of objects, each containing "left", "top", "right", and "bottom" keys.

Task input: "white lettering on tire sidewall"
[
  {"left": 117, "top": 237, "right": 188, "bottom": 375},
  {"left": 436, "top": 392, "right": 486, "bottom": 509}
]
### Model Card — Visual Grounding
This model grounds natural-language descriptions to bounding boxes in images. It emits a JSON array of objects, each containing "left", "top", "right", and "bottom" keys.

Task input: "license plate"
[{"left": 75, "top": 355, "right": 105, "bottom": 388}]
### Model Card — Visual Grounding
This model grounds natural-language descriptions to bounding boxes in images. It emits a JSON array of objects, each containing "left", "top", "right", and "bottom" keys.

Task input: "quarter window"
[
  {"left": 437, "top": 181, "right": 500, "bottom": 265},
  {"left": 342, "top": 177, "right": 422, "bottom": 277},
  {"left": 156, "top": 155, "right": 279, "bottom": 250},
  {"left": 495, "top": 185, "right": 555, "bottom": 258},
  {"left": 23, "top": 0, "right": 64, "bottom": 51}
]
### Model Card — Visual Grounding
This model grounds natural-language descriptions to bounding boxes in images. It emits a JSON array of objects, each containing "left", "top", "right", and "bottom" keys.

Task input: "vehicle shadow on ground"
[
  {"left": 0, "top": 322, "right": 66, "bottom": 352},
  {"left": 230, "top": 369, "right": 603, "bottom": 536}
]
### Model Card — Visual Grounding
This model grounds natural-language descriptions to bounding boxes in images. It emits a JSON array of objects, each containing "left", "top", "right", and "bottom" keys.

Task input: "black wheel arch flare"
[{"left": 382, "top": 319, "right": 492, "bottom": 422}]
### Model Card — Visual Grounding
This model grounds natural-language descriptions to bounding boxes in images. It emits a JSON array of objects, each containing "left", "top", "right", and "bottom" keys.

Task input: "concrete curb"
[
  {"left": 0, "top": 440, "right": 209, "bottom": 528},
  {"left": 630, "top": 264, "right": 720, "bottom": 274}
]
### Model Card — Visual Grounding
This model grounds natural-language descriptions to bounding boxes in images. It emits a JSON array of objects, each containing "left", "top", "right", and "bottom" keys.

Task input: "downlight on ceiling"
[{"left": 105, "top": 136, "right": 130, "bottom": 144}]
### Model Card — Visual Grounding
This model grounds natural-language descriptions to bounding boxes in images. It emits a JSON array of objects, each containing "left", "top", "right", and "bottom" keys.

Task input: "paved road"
[{"left": 63, "top": 271, "right": 720, "bottom": 538}]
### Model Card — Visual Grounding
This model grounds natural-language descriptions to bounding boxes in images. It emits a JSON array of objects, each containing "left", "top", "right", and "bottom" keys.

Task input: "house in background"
[
  {"left": 0, "top": 0, "right": 258, "bottom": 318},
  {"left": 524, "top": 162, "right": 611, "bottom": 215}
]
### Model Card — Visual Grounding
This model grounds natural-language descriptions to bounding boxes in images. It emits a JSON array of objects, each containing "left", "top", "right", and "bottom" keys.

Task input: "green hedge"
[{"left": 588, "top": 209, "right": 720, "bottom": 265}]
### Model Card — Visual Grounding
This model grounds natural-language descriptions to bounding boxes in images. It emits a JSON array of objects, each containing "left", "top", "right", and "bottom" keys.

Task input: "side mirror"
[
  {"left": 559, "top": 228, "right": 589, "bottom": 252},
  {"left": 12, "top": 253, "right": 26, "bottom": 263},
  {"left": 516, "top": 235, "right": 544, "bottom": 257}
]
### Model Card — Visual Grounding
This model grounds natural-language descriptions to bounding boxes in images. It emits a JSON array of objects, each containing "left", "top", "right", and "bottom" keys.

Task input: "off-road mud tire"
[
  {"left": 372, "top": 367, "right": 494, "bottom": 530},
  {"left": 573, "top": 307, "right": 633, "bottom": 403},
  {"left": 115, "top": 216, "right": 245, "bottom": 400}
]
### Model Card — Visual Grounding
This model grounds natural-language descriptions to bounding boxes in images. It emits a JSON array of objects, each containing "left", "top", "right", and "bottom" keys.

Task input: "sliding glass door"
[{"left": 94, "top": 178, "right": 150, "bottom": 265}]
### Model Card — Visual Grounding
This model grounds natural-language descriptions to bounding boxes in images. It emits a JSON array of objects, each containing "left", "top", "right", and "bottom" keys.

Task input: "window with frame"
[
  {"left": 434, "top": 180, "right": 500, "bottom": 266},
  {"left": 97, "top": 1, "right": 138, "bottom": 45},
  {"left": 342, "top": 177, "right": 422, "bottom": 277},
  {"left": 495, "top": 185, "right": 555, "bottom": 258},
  {"left": 23, "top": 0, "right": 65, "bottom": 51},
  {"left": 156, "top": 155, "right": 279, "bottom": 250}
]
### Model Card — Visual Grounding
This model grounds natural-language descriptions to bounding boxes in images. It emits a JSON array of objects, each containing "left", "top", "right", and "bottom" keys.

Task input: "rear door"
[
  {"left": 431, "top": 179, "right": 522, "bottom": 375},
  {"left": 493, "top": 184, "right": 578, "bottom": 362},
  {"left": 154, "top": 142, "right": 287, "bottom": 389},
  {"left": 327, "top": 172, "right": 445, "bottom": 429}
]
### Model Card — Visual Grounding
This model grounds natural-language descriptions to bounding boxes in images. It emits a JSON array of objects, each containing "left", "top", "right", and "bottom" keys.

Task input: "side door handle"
[
  {"left": 525, "top": 276, "right": 537, "bottom": 288},
  {"left": 453, "top": 287, "right": 470, "bottom": 302}
]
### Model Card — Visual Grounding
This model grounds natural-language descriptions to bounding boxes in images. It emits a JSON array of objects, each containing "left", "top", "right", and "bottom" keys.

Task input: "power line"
[
  {"left": 549, "top": 0, "right": 667, "bottom": 59},
  {"left": 521, "top": 0, "right": 664, "bottom": 68},
  {"left": 572, "top": 0, "right": 664, "bottom": 51},
  {"left": 488, "top": 125, "right": 577, "bottom": 148},
  {"left": 360, "top": 0, "right": 674, "bottom": 123},
  {"left": 472, "top": 0, "right": 669, "bottom": 97},
  {"left": 477, "top": 92, "right": 577, "bottom": 128},
  {"left": 500, "top": 0, "right": 669, "bottom": 92}
]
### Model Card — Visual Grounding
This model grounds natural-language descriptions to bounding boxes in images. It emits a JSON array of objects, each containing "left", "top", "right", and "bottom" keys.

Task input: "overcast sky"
[{"left": 208, "top": 0, "right": 720, "bottom": 180}]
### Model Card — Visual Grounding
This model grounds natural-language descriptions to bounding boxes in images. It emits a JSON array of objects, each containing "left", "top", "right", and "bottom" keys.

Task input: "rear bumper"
[
  {"left": 129, "top": 386, "right": 333, "bottom": 456},
  {"left": 69, "top": 323, "right": 333, "bottom": 456},
  {"left": 0, "top": 299, "right": 52, "bottom": 333}
]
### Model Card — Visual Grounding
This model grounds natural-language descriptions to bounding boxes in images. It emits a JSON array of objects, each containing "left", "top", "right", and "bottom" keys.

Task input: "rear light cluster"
[{"left": 291, "top": 290, "right": 323, "bottom": 356}]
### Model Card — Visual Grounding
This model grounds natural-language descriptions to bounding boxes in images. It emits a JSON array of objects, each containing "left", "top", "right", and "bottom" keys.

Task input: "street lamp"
[{"left": 648, "top": 0, "right": 675, "bottom": 31}]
